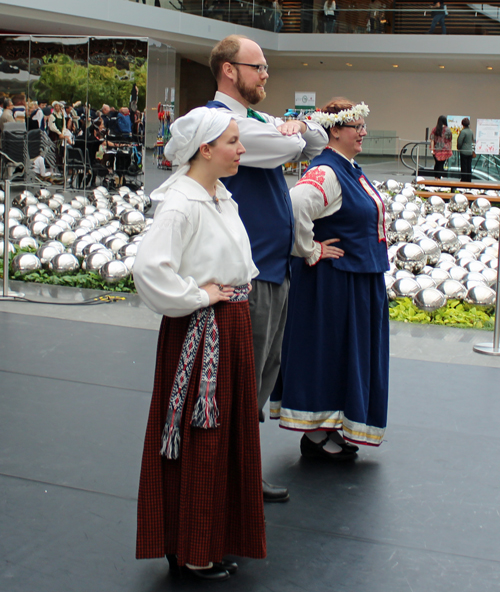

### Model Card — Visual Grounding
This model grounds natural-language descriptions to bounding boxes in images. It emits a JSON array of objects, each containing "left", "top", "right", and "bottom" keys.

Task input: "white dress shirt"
[
  {"left": 213, "top": 91, "right": 328, "bottom": 168},
  {"left": 133, "top": 175, "right": 258, "bottom": 318}
]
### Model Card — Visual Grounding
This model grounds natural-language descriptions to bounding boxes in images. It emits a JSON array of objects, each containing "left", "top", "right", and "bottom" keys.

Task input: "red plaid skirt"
[{"left": 136, "top": 300, "right": 266, "bottom": 565}]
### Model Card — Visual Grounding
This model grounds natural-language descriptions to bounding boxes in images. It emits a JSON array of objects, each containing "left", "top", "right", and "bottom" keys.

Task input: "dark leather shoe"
[
  {"left": 213, "top": 559, "right": 238, "bottom": 575},
  {"left": 300, "top": 434, "right": 357, "bottom": 461},
  {"left": 328, "top": 430, "right": 359, "bottom": 453},
  {"left": 185, "top": 565, "right": 230, "bottom": 581},
  {"left": 263, "top": 479, "right": 290, "bottom": 503}
]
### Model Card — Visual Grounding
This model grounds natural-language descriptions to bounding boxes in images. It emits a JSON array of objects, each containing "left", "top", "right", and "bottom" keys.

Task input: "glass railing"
[
  {"left": 400, "top": 141, "right": 500, "bottom": 183},
  {"left": 126, "top": 1, "right": 500, "bottom": 35}
]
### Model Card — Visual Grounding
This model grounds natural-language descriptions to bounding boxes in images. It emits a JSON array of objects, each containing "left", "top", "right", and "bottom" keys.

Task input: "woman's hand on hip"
[
  {"left": 201, "top": 283, "right": 235, "bottom": 305},
  {"left": 320, "top": 238, "right": 344, "bottom": 259}
]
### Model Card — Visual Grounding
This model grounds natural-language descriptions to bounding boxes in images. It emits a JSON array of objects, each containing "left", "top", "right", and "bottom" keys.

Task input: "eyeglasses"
[
  {"left": 341, "top": 123, "right": 367, "bottom": 133},
  {"left": 229, "top": 62, "right": 269, "bottom": 74}
]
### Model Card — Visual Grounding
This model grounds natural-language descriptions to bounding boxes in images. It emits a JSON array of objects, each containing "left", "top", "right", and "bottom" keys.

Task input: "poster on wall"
[
  {"left": 476, "top": 119, "right": 500, "bottom": 155},
  {"left": 447, "top": 115, "right": 469, "bottom": 151},
  {"left": 295, "top": 92, "right": 316, "bottom": 110}
]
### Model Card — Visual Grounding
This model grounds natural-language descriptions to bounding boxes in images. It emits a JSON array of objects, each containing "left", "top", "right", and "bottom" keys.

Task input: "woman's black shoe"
[
  {"left": 300, "top": 434, "right": 357, "bottom": 461},
  {"left": 213, "top": 559, "right": 238, "bottom": 575},
  {"left": 328, "top": 430, "right": 359, "bottom": 453},
  {"left": 185, "top": 565, "right": 230, "bottom": 581}
]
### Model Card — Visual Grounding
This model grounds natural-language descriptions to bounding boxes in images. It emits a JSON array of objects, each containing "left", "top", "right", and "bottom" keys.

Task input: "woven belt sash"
[{"left": 160, "top": 284, "right": 250, "bottom": 459}]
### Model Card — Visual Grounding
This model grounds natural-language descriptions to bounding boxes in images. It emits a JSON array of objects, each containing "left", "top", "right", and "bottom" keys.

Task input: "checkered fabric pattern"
[{"left": 136, "top": 300, "right": 266, "bottom": 566}]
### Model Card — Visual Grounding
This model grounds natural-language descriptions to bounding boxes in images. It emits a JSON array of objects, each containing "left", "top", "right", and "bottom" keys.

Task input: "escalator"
[{"left": 399, "top": 141, "right": 500, "bottom": 182}]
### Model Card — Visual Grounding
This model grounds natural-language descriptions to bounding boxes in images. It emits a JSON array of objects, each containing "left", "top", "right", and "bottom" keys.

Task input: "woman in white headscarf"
[{"left": 134, "top": 107, "right": 266, "bottom": 581}]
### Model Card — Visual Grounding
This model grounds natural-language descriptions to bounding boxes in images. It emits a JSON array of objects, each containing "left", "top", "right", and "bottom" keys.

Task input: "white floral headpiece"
[{"left": 307, "top": 102, "right": 370, "bottom": 128}]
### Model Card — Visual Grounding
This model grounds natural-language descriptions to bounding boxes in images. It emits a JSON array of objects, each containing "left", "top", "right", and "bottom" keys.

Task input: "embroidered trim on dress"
[
  {"left": 269, "top": 402, "right": 385, "bottom": 446},
  {"left": 359, "top": 176, "right": 386, "bottom": 242}
]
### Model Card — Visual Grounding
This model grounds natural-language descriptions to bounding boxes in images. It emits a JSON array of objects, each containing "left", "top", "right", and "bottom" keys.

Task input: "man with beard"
[{"left": 207, "top": 35, "right": 328, "bottom": 503}]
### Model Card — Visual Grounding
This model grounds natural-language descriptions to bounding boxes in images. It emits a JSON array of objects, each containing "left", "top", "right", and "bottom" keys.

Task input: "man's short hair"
[
  {"left": 209, "top": 35, "right": 248, "bottom": 81},
  {"left": 3, "top": 98, "right": 13, "bottom": 109}
]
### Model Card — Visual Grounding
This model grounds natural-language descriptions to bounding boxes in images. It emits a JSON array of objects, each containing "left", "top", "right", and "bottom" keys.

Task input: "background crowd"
[{"left": 0, "top": 92, "right": 145, "bottom": 186}]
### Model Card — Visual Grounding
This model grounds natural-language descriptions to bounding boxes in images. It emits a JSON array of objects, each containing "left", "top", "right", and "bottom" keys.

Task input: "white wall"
[{"left": 261, "top": 69, "right": 500, "bottom": 142}]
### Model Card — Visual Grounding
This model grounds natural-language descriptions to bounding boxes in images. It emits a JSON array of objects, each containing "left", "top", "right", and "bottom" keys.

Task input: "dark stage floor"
[{"left": 1, "top": 282, "right": 500, "bottom": 592}]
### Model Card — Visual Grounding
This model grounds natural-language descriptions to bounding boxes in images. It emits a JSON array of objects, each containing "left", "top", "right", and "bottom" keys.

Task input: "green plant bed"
[
  {"left": 1, "top": 250, "right": 136, "bottom": 293},
  {"left": 389, "top": 298, "right": 495, "bottom": 330}
]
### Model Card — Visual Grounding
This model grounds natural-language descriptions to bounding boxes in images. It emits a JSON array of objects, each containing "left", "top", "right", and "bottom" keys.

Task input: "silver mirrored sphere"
[
  {"left": 448, "top": 194, "right": 469, "bottom": 213},
  {"left": 0, "top": 241, "right": 15, "bottom": 256},
  {"left": 121, "top": 255, "right": 136, "bottom": 272},
  {"left": 17, "top": 236, "right": 38, "bottom": 250},
  {"left": 387, "top": 219, "right": 413, "bottom": 244},
  {"left": 120, "top": 210, "right": 146, "bottom": 236},
  {"left": 425, "top": 195, "right": 446, "bottom": 215},
  {"left": 413, "top": 288, "right": 447, "bottom": 312},
  {"left": 11, "top": 252, "right": 41, "bottom": 275},
  {"left": 471, "top": 197, "right": 491, "bottom": 216},
  {"left": 40, "top": 224, "right": 63, "bottom": 241},
  {"left": 385, "top": 179, "right": 401, "bottom": 193},
  {"left": 395, "top": 243, "right": 426, "bottom": 274},
  {"left": 464, "top": 260, "right": 486, "bottom": 273},
  {"left": 448, "top": 266, "right": 468, "bottom": 282},
  {"left": 429, "top": 268, "right": 451, "bottom": 283},
  {"left": 437, "top": 279, "right": 467, "bottom": 299},
  {"left": 415, "top": 275, "right": 437, "bottom": 289},
  {"left": 99, "top": 260, "right": 130, "bottom": 283},
  {"left": 58, "top": 230, "right": 78, "bottom": 247},
  {"left": 433, "top": 228, "right": 460, "bottom": 255},
  {"left": 392, "top": 278, "right": 421, "bottom": 298},
  {"left": 477, "top": 219, "right": 500, "bottom": 240},
  {"left": 394, "top": 269, "right": 415, "bottom": 280},
  {"left": 82, "top": 250, "right": 114, "bottom": 272},
  {"left": 416, "top": 238, "right": 441, "bottom": 266},
  {"left": 71, "top": 238, "right": 93, "bottom": 258},
  {"left": 117, "top": 242, "right": 138, "bottom": 259},
  {"left": 49, "top": 253, "right": 80, "bottom": 273},
  {"left": 9, "top": 207, "right": 24, "bottom": 222},
  {"left": 465, "top": 285, "right": 496, "bottom": 306},
  {"left": 9, "top": 224, "right": 31, "bottom": 241},
  {"left": 37, "top": 245, "right": 60, "bottom": 267},
  {"left": 482, "top": 268, "right": 498, "bottom": 287},
  {"left": 446, "top": 215, "right": 472, "bottom": 236}
]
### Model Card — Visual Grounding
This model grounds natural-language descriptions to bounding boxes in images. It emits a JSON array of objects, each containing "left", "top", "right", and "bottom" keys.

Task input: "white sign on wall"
[
  {"left": 295, "top": 92, "right": 316, "bottom": 110},
  {"left": 476, "top": 119, "right": 500, "bottom": 155}
]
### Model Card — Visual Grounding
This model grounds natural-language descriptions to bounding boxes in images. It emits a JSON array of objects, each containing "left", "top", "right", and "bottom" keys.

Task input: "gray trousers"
[{"left": 248, "top": 277, "right": 290, "bottom": 413}]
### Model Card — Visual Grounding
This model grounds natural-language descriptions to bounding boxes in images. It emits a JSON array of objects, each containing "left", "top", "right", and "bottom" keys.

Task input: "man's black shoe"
[{"left": 263, "top": 479, "right": 289, "bottom": 503}]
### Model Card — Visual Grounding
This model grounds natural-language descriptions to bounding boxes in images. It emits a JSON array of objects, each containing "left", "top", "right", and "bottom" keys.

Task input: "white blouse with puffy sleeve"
[{"left": 133, "top": 175, "right": 258, "bottom": 318}]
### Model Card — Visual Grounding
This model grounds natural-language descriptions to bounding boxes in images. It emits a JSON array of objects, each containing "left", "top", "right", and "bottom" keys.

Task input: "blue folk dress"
[{"left": 270, "top": 148, "right": 390, "bottom": 446}]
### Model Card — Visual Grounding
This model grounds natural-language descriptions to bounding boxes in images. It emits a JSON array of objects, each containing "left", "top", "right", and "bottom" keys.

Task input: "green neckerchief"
[{"left": 247, "top": 107, "right": 266, "bottom": 123}]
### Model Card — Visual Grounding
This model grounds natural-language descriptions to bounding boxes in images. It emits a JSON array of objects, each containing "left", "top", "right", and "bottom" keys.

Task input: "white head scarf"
[{"left": 151, "top": 106, "right": 234, "bottom": 201}]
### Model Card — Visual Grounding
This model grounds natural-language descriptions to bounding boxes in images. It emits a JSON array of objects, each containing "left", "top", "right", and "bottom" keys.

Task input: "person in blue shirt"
[{"left": 116, "top": 107, "right": 133, "bottom": 138}]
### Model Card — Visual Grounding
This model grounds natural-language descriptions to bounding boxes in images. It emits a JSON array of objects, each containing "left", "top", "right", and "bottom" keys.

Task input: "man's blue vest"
[
  {"left": 307, "top": 148, "right": 389, "bottom": 273},
  {"left": 206, "top": 100, "right": 294, "bottom": 285}
]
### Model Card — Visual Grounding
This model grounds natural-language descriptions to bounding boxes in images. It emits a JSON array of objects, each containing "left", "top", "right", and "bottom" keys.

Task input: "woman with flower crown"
[{"left": 270, "top": 97, "right": 390, "bottom": 461}]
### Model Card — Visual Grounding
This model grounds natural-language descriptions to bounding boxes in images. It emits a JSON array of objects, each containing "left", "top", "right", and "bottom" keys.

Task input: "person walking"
[
  {"left": 428, "top": 1, "right": 446, "bottom": 34},
  {"left": 207, "top": 34, "right": 328, "bottom": 502}
]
